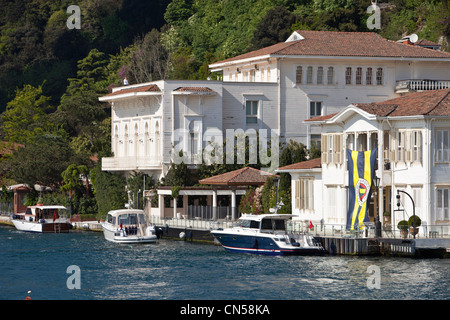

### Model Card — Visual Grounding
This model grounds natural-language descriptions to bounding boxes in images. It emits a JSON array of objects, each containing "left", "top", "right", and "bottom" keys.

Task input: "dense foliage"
[{"left": 0, "top": 0, "right": 448, "bottom": 216}]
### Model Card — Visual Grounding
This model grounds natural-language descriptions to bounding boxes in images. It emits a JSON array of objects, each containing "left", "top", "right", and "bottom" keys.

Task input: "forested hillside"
[{"left": 0, "top": 0, "right": 448, "bottom": 215}]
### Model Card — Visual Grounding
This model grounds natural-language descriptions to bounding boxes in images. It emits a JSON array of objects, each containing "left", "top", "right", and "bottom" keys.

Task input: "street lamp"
[
  {"left": 397, "top": 190, "right": 416, "bottom": 239},
  {"left": 373, "top": 176, "right": 382, "bottom": 237}
]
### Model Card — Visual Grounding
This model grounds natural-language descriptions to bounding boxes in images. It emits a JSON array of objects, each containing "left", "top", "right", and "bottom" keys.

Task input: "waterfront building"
[
  {"left": 277, "top": 89, "right": 450, "bottom": 233},
  {"left": 149, "top": 166, "right": 275, "bottom": 221},
  {"left": 99, "top": 30, "right": 450, "bottom": 182}
]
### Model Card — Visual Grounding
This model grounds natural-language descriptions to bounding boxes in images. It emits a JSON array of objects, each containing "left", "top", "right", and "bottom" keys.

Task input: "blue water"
[{"left": 0, "top": 225, "right": 448, "bottom": 300}]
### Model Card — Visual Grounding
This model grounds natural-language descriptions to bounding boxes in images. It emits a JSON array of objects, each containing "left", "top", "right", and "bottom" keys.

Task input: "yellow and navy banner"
[{"left": 346, "top": 149, "right": 377, "bottom": 231}]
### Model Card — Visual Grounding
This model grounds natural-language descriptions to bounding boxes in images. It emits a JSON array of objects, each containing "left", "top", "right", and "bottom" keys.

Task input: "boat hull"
[
  {"left": 102, "top": 224, "right": 157, "bottom": 244},
  {"left": 12, "top": 219, "right": 71, "bottom": 233},
  {"left": 212, "top": 232, "right": 326, "bottom": 256}
]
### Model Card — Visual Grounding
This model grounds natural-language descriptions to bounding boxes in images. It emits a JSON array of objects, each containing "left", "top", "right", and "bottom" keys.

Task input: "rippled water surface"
[{"left": 0, "top": 225, "right": 448, "bottom": 300}]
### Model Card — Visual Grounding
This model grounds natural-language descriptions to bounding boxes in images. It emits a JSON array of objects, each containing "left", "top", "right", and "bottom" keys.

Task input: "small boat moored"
[
  {"left": 102, "top": 209, "right": 158, "bottom": 244},
  {"left": 211, "top": 214, "right": 326, "bottom": 256},
  {"left": 12, "top": 205, "right": 71, "bottom": 233}
]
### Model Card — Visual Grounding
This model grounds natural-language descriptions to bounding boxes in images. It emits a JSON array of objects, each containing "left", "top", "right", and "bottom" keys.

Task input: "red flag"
[{"left": 308, "top": 221, "right": 314, "bottom": 229}]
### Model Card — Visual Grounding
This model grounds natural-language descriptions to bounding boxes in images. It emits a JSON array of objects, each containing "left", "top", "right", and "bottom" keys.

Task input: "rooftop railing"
[{"left": 395, "top": 79, "right": 450, "bottom": 93}]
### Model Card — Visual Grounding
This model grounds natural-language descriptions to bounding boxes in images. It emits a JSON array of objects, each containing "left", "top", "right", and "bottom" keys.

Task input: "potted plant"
[
  {"left": 408, "top": 215, "right": 421, "bottom": 237},
  {"left": 397, "top": 220, "right": 409, "bottom": 238}
]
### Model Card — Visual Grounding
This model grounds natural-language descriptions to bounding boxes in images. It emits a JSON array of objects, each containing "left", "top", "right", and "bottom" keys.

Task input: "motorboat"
[
  {"left": 102, "top": 209, "right": 158, "bottom": 244},
  {"left": 211, "top": 214, "right": 326, "bottom": 256},
  {"left": 11, "top": 205, "right": 71, "bottom": 233}
]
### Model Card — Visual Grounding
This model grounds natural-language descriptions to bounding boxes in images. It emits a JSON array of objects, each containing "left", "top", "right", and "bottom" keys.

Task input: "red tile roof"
[
  {"left": 174, "top": 87, "right": 215, "bottom": 93},
  {"left": 306, "top": 89, "right": 450, "bottom": 122},
  {"left": 211, "top": 30, "right": 450, "bottom": 66},
  {"left": 199, "top": 166, "right": 277, "bottom": 186},
  {"left": 355, "top": 89, "right": 450, "bottom": 117},
  {"left": 102, "top": 84, "right": 161, "bottom": 97},
  {"left": 304, "top": 113, "right": 338, "bottom": 122},
  {"left": 277, "top": 158, "right": 322, "bottom": 171}
]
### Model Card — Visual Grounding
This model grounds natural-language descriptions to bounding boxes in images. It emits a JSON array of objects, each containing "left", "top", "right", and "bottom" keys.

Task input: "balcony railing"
[
  {"left": 395, "top": 79, "right": 450, "bottom": 93},
  {"left": 102, "top": 156, "right": 162, "bottom": 171}
]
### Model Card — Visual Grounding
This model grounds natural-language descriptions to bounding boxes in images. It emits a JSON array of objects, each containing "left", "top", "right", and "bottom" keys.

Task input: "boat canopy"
[
  {"left": 236, "top": 214, "right": 294, "bottom": 231},
  {"left": 25, "top": 205, "right": 67, "bottom": 215},
  {"left": 106, "top": 209, "right": 147, "bottom": 227}
]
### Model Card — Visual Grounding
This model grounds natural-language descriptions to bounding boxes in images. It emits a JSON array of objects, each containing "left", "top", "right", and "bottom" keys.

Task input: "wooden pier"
[
  {"left": 316, "top": 236, "right": 450, "bottom": 258},
  {"left": 315, "top": 236, "right": 380, "bottom": 256}
]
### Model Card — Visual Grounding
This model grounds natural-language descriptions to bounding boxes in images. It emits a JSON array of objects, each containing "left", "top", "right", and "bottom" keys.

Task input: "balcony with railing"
[
  {"left": 102, "top": 156, "right": 162, "bottom": 171},
  {"left": 395, "top": 79, "right": 450, "bottom": 94}
]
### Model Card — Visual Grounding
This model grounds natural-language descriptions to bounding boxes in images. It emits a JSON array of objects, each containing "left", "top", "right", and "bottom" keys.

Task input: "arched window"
[
  {"left": 145, "top": 122, "right": 150, "bottom": 157},
  {"left": 155, "top": 121, "right": 160, "bottom": 161},
  {"left": 317, "top": 66, "right": 323, "bottom": 85},
  {"left": 296, "top": 66, "right": 302, "bottom": 84},
  {"left": 327, "top": 67, "right": 334, "bottom": 85},
  {"left": 124, "top": 124, "right": 129, "bottom": 157},
  {"left": 134, "top": 123, "right": 139, "bottom": 157},
  {"left": 376, "top": 68, "right": 383, "bottom": 85}
]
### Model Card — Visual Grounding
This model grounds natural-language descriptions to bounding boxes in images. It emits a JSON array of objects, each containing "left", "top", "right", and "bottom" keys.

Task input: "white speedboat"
[
  {"left": 102, "top": 209, "right": 158, "bottom": 244},
  {"left": 211, "top": 214, "right": 326, "bottom": 256},
  {"left": 12, "top": 205, "right": 71, "bottom": 233}
]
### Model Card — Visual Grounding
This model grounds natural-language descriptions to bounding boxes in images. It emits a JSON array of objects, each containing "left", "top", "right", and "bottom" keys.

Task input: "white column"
[
  {"left": 212, "top": 188, "right": 217, "bottom": 220},
  {"left": 173, "top": 196, "right": 177, "bottom": 218},
  {"left": 158, "top": 194, "right": 165, "bottom": 218},
  {"left": 231, "top": 188, "right": 237, "bottom": 220}
]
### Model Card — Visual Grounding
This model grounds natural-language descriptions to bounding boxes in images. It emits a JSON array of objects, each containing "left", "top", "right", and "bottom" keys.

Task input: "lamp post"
[
  {"left": 396, "top": 190, "right": 416, "bottom": 239},
  {"left": 373, "top": 176, "right": 382, "bottom": 237}
]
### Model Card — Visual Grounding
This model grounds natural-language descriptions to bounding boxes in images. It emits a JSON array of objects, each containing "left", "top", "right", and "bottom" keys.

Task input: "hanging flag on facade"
[{"left": 346, "top": 149, "right": 377, "bottom": 230}]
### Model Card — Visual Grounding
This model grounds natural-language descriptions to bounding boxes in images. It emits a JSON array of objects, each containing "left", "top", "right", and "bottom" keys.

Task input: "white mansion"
[
  {"left": 277, "top": 89, "right": 450, "bottom": 230},
  {"left": 99, "top": 30, "right": 450, "bottom": 182}
]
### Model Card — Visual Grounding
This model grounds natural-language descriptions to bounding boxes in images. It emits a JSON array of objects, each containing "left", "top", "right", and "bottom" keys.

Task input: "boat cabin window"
[
  {"left": 107, "top": 214, "right": 116, "bottom": 225},
  {"left": 35, "top": 208, "right": 63, "bottom": 220},
  {"left": 138, "top": 214, "right": 146, "bottom": 225},
  {"left": 261, "top": 218, "right": 286, "bottom": 231},
  {"left": 236, "top": 219, "right": 260, "bottom": 229},
  {"left": 118, "top": 213, "right": 138, "bottom": 226}
]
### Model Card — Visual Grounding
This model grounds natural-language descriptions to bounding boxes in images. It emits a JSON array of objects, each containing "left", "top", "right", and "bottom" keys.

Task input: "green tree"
[
  {"left": 55, "top": 49, "right": 110, "bottom": 154},
  {"left": 64, "top": 48, "right": 109, "bottom": 96},
  {"left": 164, "top": 0, "right": 194, "bottom": 26},
  {"left": 91, "top": 155, "right": 127, "bottom": 216},
  {"left": 61, "top": 164, "right": 90, "bottom": 197},
  {"left": 126, "top": 172, "right": 156, "bottom": 209},
  {"left": 5, "top": 134, "right": 75, "bottom": 188},
  {"left": 0, "top": 84, "right": 51, "bottom": 144},
  {"left": 248, "top": 6, "right": 298, "bottom": 51}
]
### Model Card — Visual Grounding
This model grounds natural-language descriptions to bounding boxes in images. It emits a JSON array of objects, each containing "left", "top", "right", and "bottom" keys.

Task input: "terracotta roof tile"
[
  {"left": 199, "top": 166, "right": 276, "bottom": 186},
  {"left": 174, "top": 87, "right": 215, "bottom": 93},
  {"left": 307, "top": 89, "right": 450, "bottom": 122},
  {"left": 277, "top": 158, "right": 322, "bottom": 171},
  {"left": 355, "top": 89, "right": 450, "bottom": 117},
  {"left": 304, "top": 113, "right": 338, "bottom": 122},
  {"left": 103, "top": 84, "right": 161, "bottom": 97},
  {"left": 211, "top": 30, "right": 450, "bottom": 66}
]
